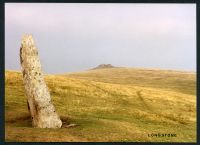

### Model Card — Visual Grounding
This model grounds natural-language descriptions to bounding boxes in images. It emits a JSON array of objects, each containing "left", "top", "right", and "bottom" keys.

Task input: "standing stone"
[{"left": 20, "top": 34, "right": 62, "bottom": 128}]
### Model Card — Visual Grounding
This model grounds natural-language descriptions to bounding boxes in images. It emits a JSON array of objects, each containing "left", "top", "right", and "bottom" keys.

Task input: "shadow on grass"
[
  {"left": 6, "top": 113, "right": 74, "bottom": 128},
  {"left": 5, "top": 113, "right": 31, "bottom": 123}
]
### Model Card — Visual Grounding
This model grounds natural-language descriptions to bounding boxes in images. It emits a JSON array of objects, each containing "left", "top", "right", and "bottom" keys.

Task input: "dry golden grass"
[{"left": 5, "top": 68, "right": 196, "bottom": 142}]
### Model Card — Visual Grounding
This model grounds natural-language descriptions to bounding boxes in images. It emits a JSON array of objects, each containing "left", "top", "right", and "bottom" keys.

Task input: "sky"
[{"left": 5, "top": 3, "right": 196, "bottom": 74}]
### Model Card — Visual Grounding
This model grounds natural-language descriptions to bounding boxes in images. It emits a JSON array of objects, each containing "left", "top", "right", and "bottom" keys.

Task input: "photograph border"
[{"left": 0, "top": 0, "right": 198, "bottom": 144}]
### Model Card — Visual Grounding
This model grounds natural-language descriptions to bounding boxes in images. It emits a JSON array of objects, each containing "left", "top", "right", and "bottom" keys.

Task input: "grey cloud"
[{"left": 5, "top": 3, "right": 196, "bottom": 74}]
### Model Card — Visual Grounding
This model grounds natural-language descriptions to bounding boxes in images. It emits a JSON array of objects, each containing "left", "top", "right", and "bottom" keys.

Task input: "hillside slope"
[
  {"left": 65, "top": 67, "right": 196, "bottom": 95},
  {"left": 5, "top": 69, "right": 196, "bottom": 142}
]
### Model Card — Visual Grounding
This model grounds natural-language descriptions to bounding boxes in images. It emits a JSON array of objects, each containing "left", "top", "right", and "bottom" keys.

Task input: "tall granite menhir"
[{"left": 20, "top": 34, "right": 62, "bottom": 128}]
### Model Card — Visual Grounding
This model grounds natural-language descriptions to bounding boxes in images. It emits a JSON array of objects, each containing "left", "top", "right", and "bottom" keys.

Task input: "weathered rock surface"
[{"left": 20, "top": 34, "right": 62, "bottom": 128}]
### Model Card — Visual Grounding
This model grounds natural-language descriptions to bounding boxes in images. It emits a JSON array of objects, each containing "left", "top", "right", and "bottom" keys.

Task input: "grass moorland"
[{"left": 5, "top": 67, "right": 196, "bottom": 142}]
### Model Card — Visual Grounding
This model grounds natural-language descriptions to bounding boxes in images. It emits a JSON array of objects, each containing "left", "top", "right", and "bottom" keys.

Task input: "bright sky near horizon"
[{"left": 5, "top": 3, "right": 196, "bottom": 74}]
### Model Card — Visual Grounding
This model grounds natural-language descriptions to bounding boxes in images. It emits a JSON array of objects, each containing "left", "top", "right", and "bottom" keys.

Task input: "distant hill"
[
  {"left": 92, "top": 64, "right": 116, "bottom": 70},
  {"left": 66, "top": 67, "right": 196, "bottom": 95}
]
